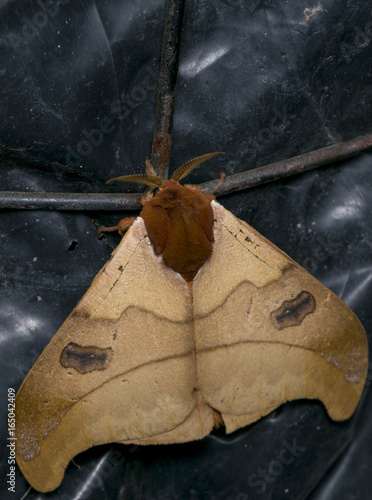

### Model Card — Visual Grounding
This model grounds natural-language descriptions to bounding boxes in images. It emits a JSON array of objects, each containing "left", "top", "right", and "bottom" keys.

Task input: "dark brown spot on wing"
[
  {"left": 60, "top": 343, "right": 113, "bottom": 374},
  {"left": 270, "top": 291, "right": 316, "bottom": 330}
]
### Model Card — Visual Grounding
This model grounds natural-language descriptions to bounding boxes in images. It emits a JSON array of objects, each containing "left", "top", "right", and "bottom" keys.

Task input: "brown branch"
[
  {"left": 200, "top": 133, "right": 372, "bottom": 196},
  {"left": 0, "top": 133, "right": 371, "bottom": 211},
  {"left": 151, "top": 0, "right": 185, "bottom": 179}
]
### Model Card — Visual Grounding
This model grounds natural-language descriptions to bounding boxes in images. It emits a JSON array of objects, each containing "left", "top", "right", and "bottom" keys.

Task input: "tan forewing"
[
  {"left": 15, "top": 218, "right": 197, "bottom": 492},
  {"left": 193, "top": 201, "right": 368, "bottom": 433}
]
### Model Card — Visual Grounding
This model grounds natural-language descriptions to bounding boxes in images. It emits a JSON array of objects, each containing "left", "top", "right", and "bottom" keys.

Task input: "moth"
[{"left": 15, "top": 153, "right": 368, "bottom": 493}]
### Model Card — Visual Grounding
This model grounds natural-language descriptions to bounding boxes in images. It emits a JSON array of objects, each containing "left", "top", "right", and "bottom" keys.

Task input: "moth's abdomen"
[{"left": 141, "top": 181, "right": 214, "bottom": 281}]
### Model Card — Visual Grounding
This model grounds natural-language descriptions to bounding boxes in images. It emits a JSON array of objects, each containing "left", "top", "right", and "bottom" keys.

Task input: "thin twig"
[
  {"left": 0, "top": 192, "right": 141, "bottom": 211},
  {"left": 1, "top": 133, "right": 371, "bottom": 211},
  {"left": 151, "top": 0, "right": 185, "bottom": 179},
  {"left": 200, "top": 132, "right": 372, "bottom": 195}
]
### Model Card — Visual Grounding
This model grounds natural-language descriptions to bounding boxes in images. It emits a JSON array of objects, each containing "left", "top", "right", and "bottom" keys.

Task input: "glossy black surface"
[{"left": 1, "top": 1, "right": 371, "bottom": 499}]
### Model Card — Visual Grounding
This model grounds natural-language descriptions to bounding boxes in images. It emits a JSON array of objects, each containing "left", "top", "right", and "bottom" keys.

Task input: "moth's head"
[{"left": 107, "top": 152, "right": 224, "bottom": 191}]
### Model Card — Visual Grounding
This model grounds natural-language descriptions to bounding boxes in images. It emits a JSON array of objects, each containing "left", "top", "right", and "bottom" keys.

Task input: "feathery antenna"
[{"left": 172, "top": 152, "right": 225, "bottom": 182}]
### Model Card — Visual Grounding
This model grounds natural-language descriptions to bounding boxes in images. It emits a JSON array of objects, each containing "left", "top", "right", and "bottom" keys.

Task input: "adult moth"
[{"left": 15, "top": 153, "right": 368, "bottom": 493}]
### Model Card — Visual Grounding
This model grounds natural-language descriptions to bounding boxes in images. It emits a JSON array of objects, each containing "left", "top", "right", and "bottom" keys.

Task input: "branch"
[{"left": 1, "top": 133, "right": 371, "bottom": 211}]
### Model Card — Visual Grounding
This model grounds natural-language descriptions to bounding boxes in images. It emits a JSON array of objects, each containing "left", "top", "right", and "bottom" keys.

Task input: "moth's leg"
[
  {"left": 185, "top": 173, "right": 226, "bottom": 199},
  {"left": 100, "top": 216, "right": 137, "bottom": 236},
  {"left": 100, "top": 193, "right": 153, "bottom": 237},
  {"left": 210, "top": 172, "right": 226, "bottom": 194},
  {"left": 186, "top": 173, "right": 226, "bottom": 201}
]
